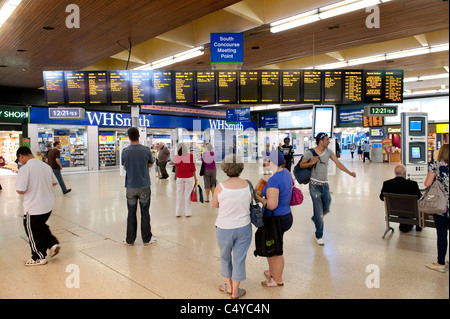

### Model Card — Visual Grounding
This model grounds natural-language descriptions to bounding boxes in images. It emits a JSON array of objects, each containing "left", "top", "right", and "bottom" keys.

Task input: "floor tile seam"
[{"left": 79, "top": 249, "right": 165, "bottom": 299}]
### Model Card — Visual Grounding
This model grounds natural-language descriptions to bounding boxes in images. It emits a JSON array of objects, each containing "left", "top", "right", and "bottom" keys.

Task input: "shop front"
[
  {"left": 0, "top": 105, "right": 29, "bottom": 172},
  {"left": 29, "top": 107, "right": 257, "bottom": 170}
]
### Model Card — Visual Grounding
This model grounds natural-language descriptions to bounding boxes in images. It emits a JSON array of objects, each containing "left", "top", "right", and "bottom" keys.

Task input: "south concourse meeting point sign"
[{"left": 210, "top": 33, "right": 243, "bottom": 63}]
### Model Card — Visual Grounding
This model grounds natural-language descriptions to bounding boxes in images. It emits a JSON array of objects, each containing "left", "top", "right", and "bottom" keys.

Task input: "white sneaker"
[
  {"left": 144, "top": 237, "right": 158, "bottom": 246},
  {"left": 49, "top": 244, "right": 60, "bottom": 257},
  {"left": 25, "top": 258, "right": 47, "bottom": 266},
  {"left": 316, "top": 238, "right": 325, "bottom": 245},
  {"left": 426, "top": 263, "right": 446, "bottom": 273}
]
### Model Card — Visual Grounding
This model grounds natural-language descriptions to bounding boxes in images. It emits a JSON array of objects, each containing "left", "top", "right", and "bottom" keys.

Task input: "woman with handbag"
[
  {"left": 174, "top": 143, "right": 197, "bottom": 217},
  {"left": 212, "top": 154, "right": 252, "bottom": 299},
  {"left": 255, "top": 149, "right": 293, "bottom": 287},
  {"left": 202, "top": 143, "right": 217, "bottom": 203},
  {"left": 424, "top": 143, "right": 449, "bottom": 273}
]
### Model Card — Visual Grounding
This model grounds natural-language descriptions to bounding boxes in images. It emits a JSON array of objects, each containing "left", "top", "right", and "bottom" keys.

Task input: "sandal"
[
  {"left": 261, "top": 278, "right": 284, "bottom": 287},
  {"left": 219, "top": 283, "right": 232, "bottom": 295},
  {"left": 231, "top": 288, "right": 246, "bottom": 299}
]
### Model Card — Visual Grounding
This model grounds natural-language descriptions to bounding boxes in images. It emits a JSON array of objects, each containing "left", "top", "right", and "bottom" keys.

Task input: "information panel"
[
  {"left": 281, "top": 70, "right": 301, "bottom": 103},
  {"left": 239, "top": 71, "right": 259, "bottom": 103},
  {"left": 260, "top": 70, "right": 280, "bottom": 104},
  {"left": 364, "top": 70, "right": 384, "bottom": 103},
  {"left": 153, "top": 71, "right": 173, "bottom": 104},
  {"left": 343, "top": 70, "right": 363, "bottom": 104},
  {"left": 43, "top": 71, "right": 66, "bottom": 105},
  {"left": 109, "top": 71, "right": 130, "bottom": 104},
  {"left": 65, "top": 71, "right": 87, "bottom": 105},
  {"left": 196, "top": 71, "right": 216, "bottom": 104},
  {"left": 175, "top": 71, "right": 195, "bottom": 104},
  {"left": 384, "top": 70, "right": 403, "bottom": 103},
  {"left": 218, "top": 71, "right": 237, "bottom": 104},
  {"left": 323, "top": 71, "right": 342, "bottom": 104},
  {"left": 87, "top": 71, "right": 109, "bottom": 105},
  {"left": 130, "top": 70, "right": 152, "bottom": 104},
  {"left": 303, "top": 70, "right": 322, "bottom": 103}
]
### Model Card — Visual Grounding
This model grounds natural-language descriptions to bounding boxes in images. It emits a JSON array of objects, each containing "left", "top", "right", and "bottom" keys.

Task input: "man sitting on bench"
[{"left": 380, "top": 165, "right": 423, "bottom": 232}]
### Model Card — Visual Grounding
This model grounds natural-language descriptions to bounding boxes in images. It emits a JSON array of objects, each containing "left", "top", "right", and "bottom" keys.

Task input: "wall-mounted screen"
[
  {"left": 313, "top": 106, "right": 334, "bottom": 138},
  {"left": 303, "top": 70, "right": 322, "bottom": 103},
  {"left": 260, "top": 70, "right": 280, "bottom": 104},
  {"left": 278, "top": 109, "right": 313, "bottom": 129},
  {"left": 65, "top": 71, "right": 87, "bottom": 105},
  {"left": 281, "top": 70, "right": 301, "bottom": 103},
  {"left": 109, "top": 71, "right": 130, "bottom": 104},
  {"left": 218, "top": 71, "right": 237, "bottom": 104},
  {"left": 87, "top": 71, "right": 109, "bottom": 105},
  {"left": 175, "top": 71, "right": 195, "bottom": 104},
  {"left": 43, "top": 71, "right": 66, "bottom": 105},
  {"left": 323, "top": 71, "right": 343, "bottom": 104},
  {"left": 239, "top": 71, "right": 259, "bottom": 103},
  {"left": 411, "top": 146, "right": 421, "bottom": 159},
  {"left": 410, "top": 120, "right": 422, "bottom": 131},
  {"left": 153, "top": 71, "right": 173, "bottom": 104},
  {"left": 130, "top": 70, "right": 152, "bottom": 104},
  {"left": 196, "top": 71, "right": 216, "bottom": 104}
]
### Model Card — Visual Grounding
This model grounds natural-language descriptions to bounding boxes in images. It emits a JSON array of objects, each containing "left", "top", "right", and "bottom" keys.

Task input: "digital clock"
[
  {"left": 365, "top": 105, "right": 398, "bottom": 117},
  {"left": 49, "top": 108, "right": 85, "bottom": 119}
]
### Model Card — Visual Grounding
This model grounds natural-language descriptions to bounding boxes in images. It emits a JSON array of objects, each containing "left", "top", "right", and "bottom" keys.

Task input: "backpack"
[{"left": 293, "top": 148, "right": 319, "bottom": 184}]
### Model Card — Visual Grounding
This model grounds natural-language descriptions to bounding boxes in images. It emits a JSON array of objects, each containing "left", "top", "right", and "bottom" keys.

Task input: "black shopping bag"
[{"left": 254, "top": 208, "right": 283, "bottom": 257}]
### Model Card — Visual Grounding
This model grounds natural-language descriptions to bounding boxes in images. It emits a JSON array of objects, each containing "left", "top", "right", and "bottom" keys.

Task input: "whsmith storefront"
[
  {"left": 29, "top": 107, "right": 257, "bottom": 172},
  {"left": 0, "top": 105, "right": 29, "bottom": 169}
]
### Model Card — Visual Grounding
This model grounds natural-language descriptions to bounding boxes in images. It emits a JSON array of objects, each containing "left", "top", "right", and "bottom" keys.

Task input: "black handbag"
[
  {"left": 199, "top": 160, "right": 205, "bottom": 177},
  {"left": 254, "top": 207, "right": 283, "bottom": 257},
  {"left": 246, "top": 180, "right": 264, "bottom": 228}
]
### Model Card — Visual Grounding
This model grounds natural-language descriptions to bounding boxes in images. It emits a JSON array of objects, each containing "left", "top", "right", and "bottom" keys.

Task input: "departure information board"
[
  {"left": 43, "top": 71, "right": 65, "bottom": 105},
  {"left": 384, "top": 70, "right": 403, "bottom": 103},
  {"left": 303, "top": 70, "right": 322, "bottom": 103},
  {"left": 43, "top": 69, "right": 403, "bottom": 107},
  {"left": 343, "top": 70, "right": 363, "bottom": 104},
  {"left": 364, "top": 70, "right": 384, "bottom": 103},
  {"left": 218, "top": 71, "right": 237, "bottom": 104},
  {"left": 175, "top": 71, "right": 195, "bottom": 104},
  {"left": 87, "top": 71, "right": 108, "bottom": 105},
  {"left": 324, "top": 71, "right": 342, "bottom": 104},
  {"left": 109, "top": 71, "right": 130, "bottom": 104},
  {"left": 260, "top": 70, "right": 280, "bottom": 103},
  {"left": 239, "top": 71, "right": 259, "bottom": 103},
  {"left": 130, "top": 70, "right": 151, "bottom": 104},
  {"left": 153, "top": 71, "right": 173, "bottom": 104},
  {"left": 281, "top": 70, "right": 301, "bottom": 103},
  {"left": 65, "top": 71, "right": 87, "bottom": 105},
  {"left": 196, "top": 71, "right": 216, "bottom": 104}
]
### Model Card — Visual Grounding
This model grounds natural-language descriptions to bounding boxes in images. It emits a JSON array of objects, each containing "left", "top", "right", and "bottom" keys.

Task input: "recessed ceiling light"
[
  {"left": 251, "top": 46, "right": 260, "bottom": 50},
  {"left": 17, "top": 49, "right": 27, "bottom": 52},
  {"left": 0, "top": 65, "right": 7, "bottom": 68},
  {"left": 42, "top": 26, "right": 55, "bottom": 30}
]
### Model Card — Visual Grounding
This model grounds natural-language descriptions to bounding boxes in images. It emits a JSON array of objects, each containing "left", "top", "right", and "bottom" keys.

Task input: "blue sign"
[
  {"left": 339, "top": 108, "right": 364, "bottom": 124},
  {"left": 210, "top": 33, "right": 244, "bottom": 63},
  {"left": 227, "top": 108, "right": 250, "bottom": 123},
  {"left": 31, "top": 108, "right": 257, "bottom": 132},
  {"left": 260, "top": 114, "right": 278, "bottom": 128}
]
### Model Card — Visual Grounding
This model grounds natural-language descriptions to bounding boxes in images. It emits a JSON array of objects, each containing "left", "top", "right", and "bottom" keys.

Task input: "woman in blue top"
[{"left": 256, "top": 150, "right": 293, "bottom": 287}]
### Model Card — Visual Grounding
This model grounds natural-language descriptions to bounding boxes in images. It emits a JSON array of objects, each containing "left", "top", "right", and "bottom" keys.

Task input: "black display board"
[
  {"left": 217, "top": 71, "right": 238, "bottom": 104},
  {"left": 43, "top": 71, "right": 66, "bottom": 105},
  {"left": 153, "top": 70, "right": 173, "bottom": 104},
  {"left": 323, "top": 70, "right": 343, "bottom": 104},
  {"left": 43, "top": 69, "right": 404, "bottom": 106},
  {"left": 302, "top": 70, "right": 322, "bottom": 103},
  {"left": 281, "top": 70, "right": 301, "bottom": 103},
  {"left": 65, "top": 71, "right": 87, "bottom": 105},
  {"left": 109, "top": 71, "right": 130, "bottom": 104},
  {"left": 87, "top": 71, "right": 109, "bottom": 105},
  {"left": 196, "top": 71, "right": 216, "bottom": 104},
  {"left": 239, "top": 71, "right": 259, "bottom": 103},
  {"left": 130, "top": 70, "right": 152, "bottom": 105}
]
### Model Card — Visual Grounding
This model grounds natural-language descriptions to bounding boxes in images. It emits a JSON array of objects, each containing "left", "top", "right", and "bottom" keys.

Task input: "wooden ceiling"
[{"left": 0, "top": 0, "right": 448, "bottom": 94}]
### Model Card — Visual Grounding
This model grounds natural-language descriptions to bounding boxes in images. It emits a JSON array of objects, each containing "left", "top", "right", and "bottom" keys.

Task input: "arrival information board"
[
  {"left": 281, "top": 70, "right": 301, "bottom": 103},
  {"left": 43, "top": 69, "right": 403, "bottom": 106},
  {"left": 88, "top": 71, "right": 108, "bottom": 105},
  {"left": 218, "top": 71, "right": 237, "bottom": 104}
]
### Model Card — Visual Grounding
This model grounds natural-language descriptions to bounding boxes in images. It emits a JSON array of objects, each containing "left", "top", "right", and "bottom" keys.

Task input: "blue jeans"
[
  {"left": 433, "top": 213, "right": 449, "bottom": 265},
  {"left": 126, "top": 186, "right": 152, "bottom": 244},
  {"left": 309, "top": 183, "right": 332, "bottom": 239},
  {"left": 216, "top": 224, "right": 252, "bottom": 282},
  {"left": 52, "top": 169, "right": 67, "bottom": 193}
]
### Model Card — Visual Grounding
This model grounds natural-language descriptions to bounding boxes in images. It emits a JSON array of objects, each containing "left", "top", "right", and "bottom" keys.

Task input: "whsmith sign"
[
  {"left": 30, "top": 108, "right": 256, "bottom": 131},
  {"left": 0, "top": 106, "right": 29, "bottom": 124}
]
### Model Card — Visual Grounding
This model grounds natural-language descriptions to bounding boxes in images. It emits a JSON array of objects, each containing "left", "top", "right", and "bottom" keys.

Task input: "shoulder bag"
[
  {"left": 418, "top": 162, "right": 448, "bottom": 215},
  {"left": 246, "top": 180, "right": 264, "bottom": 228},
  {"left": 254, "top": 206, "right": 283, "bottom": 257}
]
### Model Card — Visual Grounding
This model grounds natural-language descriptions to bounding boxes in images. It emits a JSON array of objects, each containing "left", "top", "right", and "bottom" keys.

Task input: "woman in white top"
[{"left": 212, "top": 154, "right": 252, "bottom": 299}]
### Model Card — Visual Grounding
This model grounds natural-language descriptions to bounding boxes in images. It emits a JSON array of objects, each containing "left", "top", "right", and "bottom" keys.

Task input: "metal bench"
[{"left": 382, "top": 193, "right": 421, "bottom": 238}]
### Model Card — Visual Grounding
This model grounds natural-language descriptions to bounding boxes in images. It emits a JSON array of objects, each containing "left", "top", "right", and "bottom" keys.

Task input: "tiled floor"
[{"left": 0, "top": 153, "right": 448, "bottom": 299}]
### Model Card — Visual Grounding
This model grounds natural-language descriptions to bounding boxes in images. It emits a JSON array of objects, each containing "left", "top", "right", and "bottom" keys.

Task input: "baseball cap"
[{"left": 261, "top": 149, "right": 285, "bottom": 166}]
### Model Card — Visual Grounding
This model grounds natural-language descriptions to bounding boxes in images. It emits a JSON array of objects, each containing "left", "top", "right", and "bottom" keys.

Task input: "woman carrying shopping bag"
[{"left": 174, "top": 143, "right": 197, "bottom": 217}]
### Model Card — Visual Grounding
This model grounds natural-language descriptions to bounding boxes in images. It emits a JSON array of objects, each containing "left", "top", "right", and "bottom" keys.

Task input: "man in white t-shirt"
[{"left": 15, "top": 147, "right": 60, "bottom": 266}]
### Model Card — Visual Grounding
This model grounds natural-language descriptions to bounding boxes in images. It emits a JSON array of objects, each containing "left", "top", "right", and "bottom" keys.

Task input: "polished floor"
[{"left": 0, "top": 152, "right": 448, "bottom": 299}]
